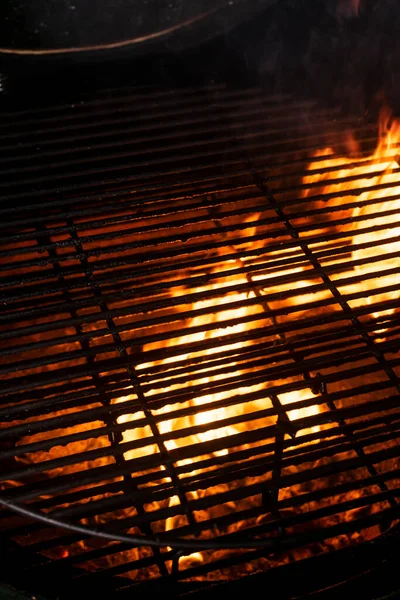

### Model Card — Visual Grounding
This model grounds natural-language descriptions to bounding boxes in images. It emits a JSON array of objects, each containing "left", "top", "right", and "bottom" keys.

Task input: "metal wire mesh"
[{"left": 0, "top": 83, "right": 399, "bottom": 596}]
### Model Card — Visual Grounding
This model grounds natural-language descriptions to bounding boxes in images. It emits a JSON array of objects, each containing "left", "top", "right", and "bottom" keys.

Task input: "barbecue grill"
[{"left": 0, "top": 67, "right": 400, "bottom": 600}]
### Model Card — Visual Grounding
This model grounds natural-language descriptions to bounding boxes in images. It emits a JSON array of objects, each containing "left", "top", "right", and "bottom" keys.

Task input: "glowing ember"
[
  {"left": 1, "top": 106, "right": 400, "bottom": 584},
  {"left": 116, "top": 272, "right": 321, "bottom": 569}
]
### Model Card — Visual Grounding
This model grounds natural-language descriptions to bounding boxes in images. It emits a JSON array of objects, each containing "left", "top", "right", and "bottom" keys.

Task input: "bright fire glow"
[
  {"left": 116, "top": 272, "right": 321, "bottom": 568},
  {"left": 4, "top": 107, "right": 400, "bottom": 580},
  {"left": 113, "top": 108, "right": 400, "bottom": 569},
  {"left": 303, "top": 107, "right": 400, "bottom": 330}
]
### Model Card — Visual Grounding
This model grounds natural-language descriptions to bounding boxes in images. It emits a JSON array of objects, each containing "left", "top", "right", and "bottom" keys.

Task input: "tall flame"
[{"left": 303, "top": 108, "right": 400, "bottom": 330}]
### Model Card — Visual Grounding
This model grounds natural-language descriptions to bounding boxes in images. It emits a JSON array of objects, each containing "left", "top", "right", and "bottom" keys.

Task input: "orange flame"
[
  {"left": 112, "top": 109, "right": 400, "bottom": 568},
  {"left": 116, "top": 266, "right": 322, "bottom": 567},
  {"left": 303, "top": 107, "right": 400, "bottom": 332},
  {"left": 4, "top": 106, "right": 400, "bottom": 581}
]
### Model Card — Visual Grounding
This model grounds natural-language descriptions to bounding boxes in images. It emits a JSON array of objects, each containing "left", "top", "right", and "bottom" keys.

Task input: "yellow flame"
[
  {"left": 115, "top": 264, "right": 321, "bottom": 568},
  {"left": 10, "top": 107, "right": 400, "bottom": 578},
  {"left": 303, "top": 108, "right": 400, "bottom": 331}
]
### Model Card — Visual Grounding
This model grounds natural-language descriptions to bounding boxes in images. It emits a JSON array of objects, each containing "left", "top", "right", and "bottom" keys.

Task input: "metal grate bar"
[
  {"left": 0, "top": 138, "right": 381, "bottom": 220},
  {"left": 1, "top": 87, "right": 400, "bottom": 593},
  {"left": 44, "top": 220, "right": 170, "bottom": 577},
  {"left": 4, "top": 399, "right": 400, "bottom": 490},
  {"left": 0, "top": 124, "right": 383, "bottom": 203},
  {"left": 0, "top": 86, "right": 268, "bottom": 126},
  {"left": 8, "top": 424, "right": 400, "bottom": 533},
  {"left": 65, "top": 218, "right": 198, "bottom": 552},
  {"left": 0, "top": 105, "right": 342, "bottom": 166},
  {"left": 249, "top": 166, "right": 400, "bottom": 511}
]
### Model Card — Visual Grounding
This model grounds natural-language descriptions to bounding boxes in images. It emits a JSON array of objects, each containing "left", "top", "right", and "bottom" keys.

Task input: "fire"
[
  {"left": 116, "top": 270, "right": 321, "bottom": 569},
  {"left": 111, "top": 107, "right": 400, "bottom": 572},
  {"left": 303, "top": 107, "right": 400, "bottom": 330},
  {"left": 2, "top": 107, "right": 400, "bottom": 583}
]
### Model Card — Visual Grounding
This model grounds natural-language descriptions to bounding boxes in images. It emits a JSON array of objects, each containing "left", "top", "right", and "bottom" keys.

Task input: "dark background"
[
  {"left": 0, "top": 0, "right": 400, "bottom": 119},
  {"left": 1, "top": 0, "right": 400, "bottom": 119}
]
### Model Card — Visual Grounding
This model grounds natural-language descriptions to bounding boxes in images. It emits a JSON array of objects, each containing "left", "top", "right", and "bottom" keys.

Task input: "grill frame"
[{"left": 0, "top": 80, "right": 400, "bottom": 598}]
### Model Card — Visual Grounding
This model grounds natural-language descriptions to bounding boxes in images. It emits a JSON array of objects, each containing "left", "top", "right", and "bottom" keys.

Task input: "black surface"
[
  {"left": 0, "top": 0, "right": 274, "bottom": 58},
  {"left": 2, "top": 0, "right": 400, "bottom": 119},
  {"left": 0, "top": 3, "right": 400, "bottom": 597}
]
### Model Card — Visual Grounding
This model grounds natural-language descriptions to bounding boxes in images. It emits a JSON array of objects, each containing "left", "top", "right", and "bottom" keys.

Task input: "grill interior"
[{"left": 0, "top": 83, "right": 400, "bottom": 599}]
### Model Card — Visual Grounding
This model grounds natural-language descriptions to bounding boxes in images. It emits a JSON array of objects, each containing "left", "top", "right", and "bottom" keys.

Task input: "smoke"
[
  {"left": 225, "top": 0, "right": 400, "bottom": 117},
  {"left": 336, "top": 0, "right": 361, "bottom": 18}
]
